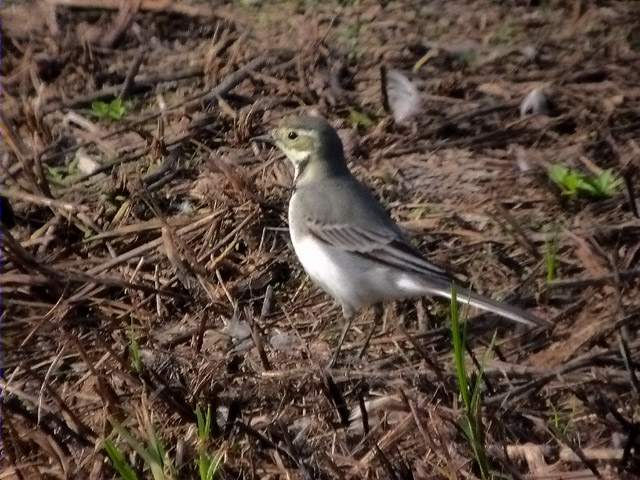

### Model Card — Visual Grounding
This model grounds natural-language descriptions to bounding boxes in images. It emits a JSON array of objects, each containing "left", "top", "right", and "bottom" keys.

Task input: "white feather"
[
  {"left": 520, "top": 87, "right": 549, "bottom": 117},
  {"left": 291, "top": 235, "right": 345, "bottom": 295},
  {"left": 281, "top": 148, "right": 310, "bottom": 181},
  {"left": 385, "top": 69, "right": 422, "bottom": 124},
  {"left": 289, "top": 196, "right": 430, "bottom": 312},
  {"left": 284, "top": 149, "right": 311, "bottom": 164}
]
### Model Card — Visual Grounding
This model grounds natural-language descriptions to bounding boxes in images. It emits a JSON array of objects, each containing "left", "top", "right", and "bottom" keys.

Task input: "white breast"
[
  {"left": 286, "top": 192, "right": 429, "bottom": 313},
  {"left": 292, "top": 234, "right": 345, "bottom": 291},
  {"left": 288, "top": 196, "right": 344, "bottom": 299}
]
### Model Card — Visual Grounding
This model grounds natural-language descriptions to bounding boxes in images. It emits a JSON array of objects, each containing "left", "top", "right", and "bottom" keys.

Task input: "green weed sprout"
[
  {"left": 450, "top": 286, "right": 495, "bottom": 479},
  {"left": 548, "top": 164, "right": 622, "bottom": 200}
]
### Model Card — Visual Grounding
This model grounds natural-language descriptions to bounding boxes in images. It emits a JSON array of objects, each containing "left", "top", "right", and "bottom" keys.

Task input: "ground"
[{"left": 2, "top": 0, "right": 640, "bottom": 478}]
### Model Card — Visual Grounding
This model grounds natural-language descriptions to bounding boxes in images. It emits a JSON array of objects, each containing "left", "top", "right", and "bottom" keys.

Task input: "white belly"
[
  {"left": 293, "top": 234, "right": 348, "bottom": 292},
  {"left": 288, "top": 204, "right": 346, "bottom": 301},
  {"left": 287, "top": 196, "right": 425, "bottom": 314}
]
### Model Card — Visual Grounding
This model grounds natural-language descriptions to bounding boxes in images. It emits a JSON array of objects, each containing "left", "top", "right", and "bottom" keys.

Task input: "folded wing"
[{"left": 305, "top": 218, "right": 455, "bottom": 284}]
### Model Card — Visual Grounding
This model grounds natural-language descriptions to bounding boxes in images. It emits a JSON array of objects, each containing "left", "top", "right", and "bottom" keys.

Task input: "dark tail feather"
[{"left": 419, "top": 280, "right": 548, "bottom": 328}]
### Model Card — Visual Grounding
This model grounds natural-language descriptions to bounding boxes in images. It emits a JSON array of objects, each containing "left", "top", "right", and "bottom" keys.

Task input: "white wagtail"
[{"left": 253, "top": 115, "right": 545, "bottom": 361}]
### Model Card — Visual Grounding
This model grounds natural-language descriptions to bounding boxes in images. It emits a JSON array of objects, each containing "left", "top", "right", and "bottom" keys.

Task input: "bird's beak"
[{"left": 250, "top": 133, "right": 274, "bottom": 145}]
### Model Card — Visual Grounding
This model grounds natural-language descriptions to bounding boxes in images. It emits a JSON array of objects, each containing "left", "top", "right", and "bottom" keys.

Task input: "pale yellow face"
[
  {"left": 259, "top": 115, "right": 348, "bottom": 183},
  {"left": 270, "top": 125, "right": 318, "bottom": 165}
]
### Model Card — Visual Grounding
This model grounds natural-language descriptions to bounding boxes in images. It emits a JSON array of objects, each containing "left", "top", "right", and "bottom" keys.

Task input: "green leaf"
[
  {"left": 547, "top": 164, "right": 622, "bottom": 200},
  {"left": 195, "top": 405, "right": 212, "bottom": 443},
  {"left": 450, "top": 286, "right": 470, "bottom": 409},
  {"left": 348, "top": 108, "right": 374, "bottom": 129},
  {"left": 91, "top": 98, "right": 128, "bottom": 121},
  {"left": 104, "top": 439, "right": 139, "bottom": 480},
  {"left": 450, "top": 287, "right": 493, "bottom": 479},
  {"left": 45, "top": 165, "right": 65, "bottom": 182},
  {"left": 589, "top": 169, "right": 622, "bottom": 198},
  {"left": 109, "top": 98, "right": 127, "bottom": 120},
  {"left": 198, "top": 454, "right": 210, "bottom": 480},
  {"left": 110, "top": 420, "right": 162, "bottom": 475},
  {"left": 107, "top": 419, "right": 175, "bottom": 480},
  {"left": 197, "top": 452, "right": 222, "bottom": 480},
  {"left": 91, "top": 101, "right": 110, "bottom": 118},
  {"left": 547, "top": 164, "right": 566, "bottom": 185},
  {"left": 206, "top": 452, "right": 223, "bottom": 480}
]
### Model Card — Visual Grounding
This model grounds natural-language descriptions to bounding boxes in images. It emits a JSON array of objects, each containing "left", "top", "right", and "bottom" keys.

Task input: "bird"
[{"left": 252, "top": 115, "right": 546, "bottom": 363}]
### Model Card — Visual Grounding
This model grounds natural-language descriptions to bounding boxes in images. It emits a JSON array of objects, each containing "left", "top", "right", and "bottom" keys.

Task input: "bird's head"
[{"left": 252, "top": 115, "right": 348, "bottom": 184}]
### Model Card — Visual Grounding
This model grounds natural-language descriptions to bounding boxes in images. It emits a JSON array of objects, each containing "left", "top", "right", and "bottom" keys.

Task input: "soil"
[{"left": 2, "top": 1, "right": 640, "bottom": 478}]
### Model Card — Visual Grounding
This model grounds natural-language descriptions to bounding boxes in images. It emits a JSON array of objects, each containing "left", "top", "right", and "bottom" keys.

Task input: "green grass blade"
[
  {"left": 110, "top": 419, "right": 168, "bottom": 479},
  {"left": 450, "top": 285, "right": 470, "bottom": 409},
  {"left": 197, "top": 451, "right": 223, "bottom": 480},
  {"left": 198, "top": 454, "right": 211, "bottom": 480},
  {"left": 195, "top": 405, "right": 212, "bottom": 443},
  {"left": 548, "top": 163, "right": 622, "bottom": 200},
  {"left": 103, "top": 439, "right": 140, "bottom": 480},
  {"left": 450, "top": 285, "right": 495, "bottom": 479},
  {"left": 206, "top": 452, "right": 223, "bottom": 480}
]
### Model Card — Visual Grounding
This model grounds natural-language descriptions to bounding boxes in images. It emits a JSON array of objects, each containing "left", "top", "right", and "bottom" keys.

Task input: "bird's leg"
[
  {"left": 328, "top": 306, "right": 355, "bottom": 368},
  {"left": 358, "top": 303, "right": 383, "bottom": 360}
]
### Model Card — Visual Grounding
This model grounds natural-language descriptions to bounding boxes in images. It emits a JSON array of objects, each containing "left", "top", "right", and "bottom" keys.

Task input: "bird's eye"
[{"left": 287, "top": 131, "right": 298, "bottom": 140}]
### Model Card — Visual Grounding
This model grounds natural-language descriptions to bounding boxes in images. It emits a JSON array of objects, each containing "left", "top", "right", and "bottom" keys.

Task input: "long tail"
[{"left": 414, "top": 278, "right": 548, "bottom": 328}]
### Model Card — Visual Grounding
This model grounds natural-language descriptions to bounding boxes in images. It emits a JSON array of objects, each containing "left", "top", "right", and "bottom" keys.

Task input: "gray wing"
[
  {"left": 305, "top": 218, "right": 455, "bottom": 283},
  {"left": 295, "top": 176, "right": 455, "bottom": 283},
  {"left": 305, "top": 217, "right": 547, "bottom": 328},
  {"left": 293, "top": 178, "right": 546, "bottom": 328}
]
